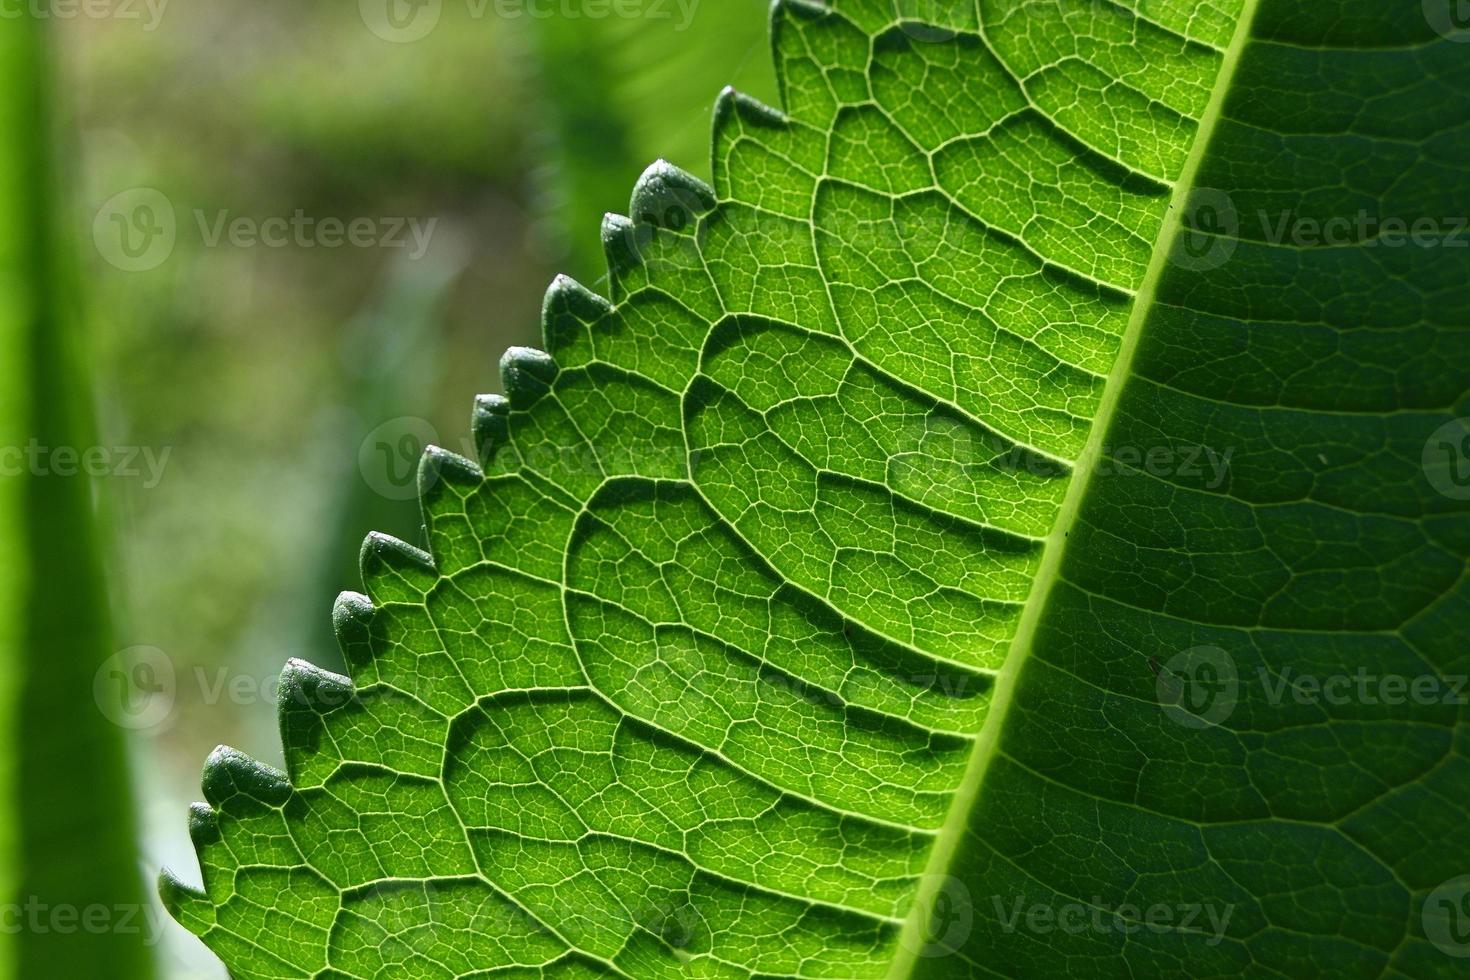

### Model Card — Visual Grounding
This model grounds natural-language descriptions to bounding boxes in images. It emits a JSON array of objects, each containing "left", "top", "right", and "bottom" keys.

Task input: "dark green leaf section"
[
  {"left": 163, "top": 1, "right": 1468, "bottom": 978},
  {"left": 927, "top": 2, "right": 1470, "bottom": 978}
]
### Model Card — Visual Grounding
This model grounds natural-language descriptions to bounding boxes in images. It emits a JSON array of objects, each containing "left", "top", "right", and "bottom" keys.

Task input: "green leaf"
[
  {"left": 164, "top": 1, "right": 1470, "bottom": 977},
  {"left": 0, "top": 10, "right": 156, "bottom": 980}
]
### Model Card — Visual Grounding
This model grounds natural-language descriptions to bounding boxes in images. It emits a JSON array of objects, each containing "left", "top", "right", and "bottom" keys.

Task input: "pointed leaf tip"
[
  {"left": 499, "top": 346, "right": 558, "bottom": 404},
  {"left": 420, "top": 443, "right": 483, "bottom": 495}
]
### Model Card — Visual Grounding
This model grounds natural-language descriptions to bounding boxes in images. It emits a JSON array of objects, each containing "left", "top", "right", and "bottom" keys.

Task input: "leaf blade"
[{"left": 168, "top": 2, "right": 1470, "bottom": 978}]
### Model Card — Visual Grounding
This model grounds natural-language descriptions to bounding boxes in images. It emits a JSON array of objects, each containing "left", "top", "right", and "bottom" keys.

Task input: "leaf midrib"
[{"left": 883, "top": 2, "right": 1265, "bottom": 975}]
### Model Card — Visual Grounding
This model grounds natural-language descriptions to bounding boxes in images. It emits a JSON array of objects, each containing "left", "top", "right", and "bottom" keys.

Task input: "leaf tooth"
[
  {"left": 279, "top": 657, "right": 355, "bottom": 715},
  {"left": 187, "top": 801, "right": 219, "bottom": 849},
  {"left": 359, "top": 531, "right": 438, "bottom": 598},
  {"left": 179, "top": 803, "right": 232, "bottom": 906},
  {"left": 201, "top": 745, "right": 290, "bottom": 809},
  {"left": 542, "top": 273, "right": 612, "bottom": 356},
  {"left": 278, "top": 659, "right": 358, "bottom": 785},
  {"left": 157, "top": 869, "right": 213, "bottom": 929},
  {"left": 419, "top": 442, "right": 482, "bottom": 496},
  {"left": 601, "top": 212, "right": 639, "bottom": 280},
  {"left": 419, "top": 445, "right": 488, "bottom": 575},
  {"left": 629, "top": 159, "right": 716, "bottom": 231},
  {"left": 332, "top": 591, "right": 374, "bottom": 639},
  {"left": 499, "top": 346, "right": 558, "bottom": 406},
  {"left": 546, "top": 272, "right": 612, "bottom": 312},
  {"left": 714, "top": 85, "right": 789, "bottom": 132},
  {"left": 470, "top": 394, "right": 510, "bottom": 468},
  {"left": 331, "top": 590, "right": 380, "bottom": 682},
  {"left": 359, "top": 530, "right": 436, "bottom": 572}
]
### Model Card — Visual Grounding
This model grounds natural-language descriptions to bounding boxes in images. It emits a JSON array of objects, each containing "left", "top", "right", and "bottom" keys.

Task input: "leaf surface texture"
[{"left": 165, "top": 2, "right": 1470, "bottom": 977}]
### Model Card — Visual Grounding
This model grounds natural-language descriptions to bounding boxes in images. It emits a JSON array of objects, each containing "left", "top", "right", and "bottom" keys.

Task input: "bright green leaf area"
[{"left": 163, "top": 1, "right": 1470, "bottom": 977}]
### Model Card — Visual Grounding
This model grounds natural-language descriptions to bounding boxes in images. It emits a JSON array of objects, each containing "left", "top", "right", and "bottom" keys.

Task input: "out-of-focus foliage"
[
  {"left": 1, "top": 11, "right": 154, "bottom": 979},
  {"left": 531, "top": 0, "right": 776, "bottom": 277}
]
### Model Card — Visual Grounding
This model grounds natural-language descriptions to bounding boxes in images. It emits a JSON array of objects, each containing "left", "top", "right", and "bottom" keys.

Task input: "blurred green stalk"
[
  {"left": 0, "top": 12, "right": 155, "bottom": 980},
  {"left": 528, "top": 0, "right": 775, "bottom": 279}
]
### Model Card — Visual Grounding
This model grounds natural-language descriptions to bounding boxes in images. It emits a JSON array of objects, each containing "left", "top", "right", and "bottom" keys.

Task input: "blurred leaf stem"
[{"left": 0, "top": 12, "right": 155, "bottom": 979}]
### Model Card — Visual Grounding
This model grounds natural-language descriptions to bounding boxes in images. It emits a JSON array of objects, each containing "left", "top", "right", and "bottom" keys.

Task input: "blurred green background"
[{"left": 3, "top": 1, "right": 775, "bottom": 975}]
